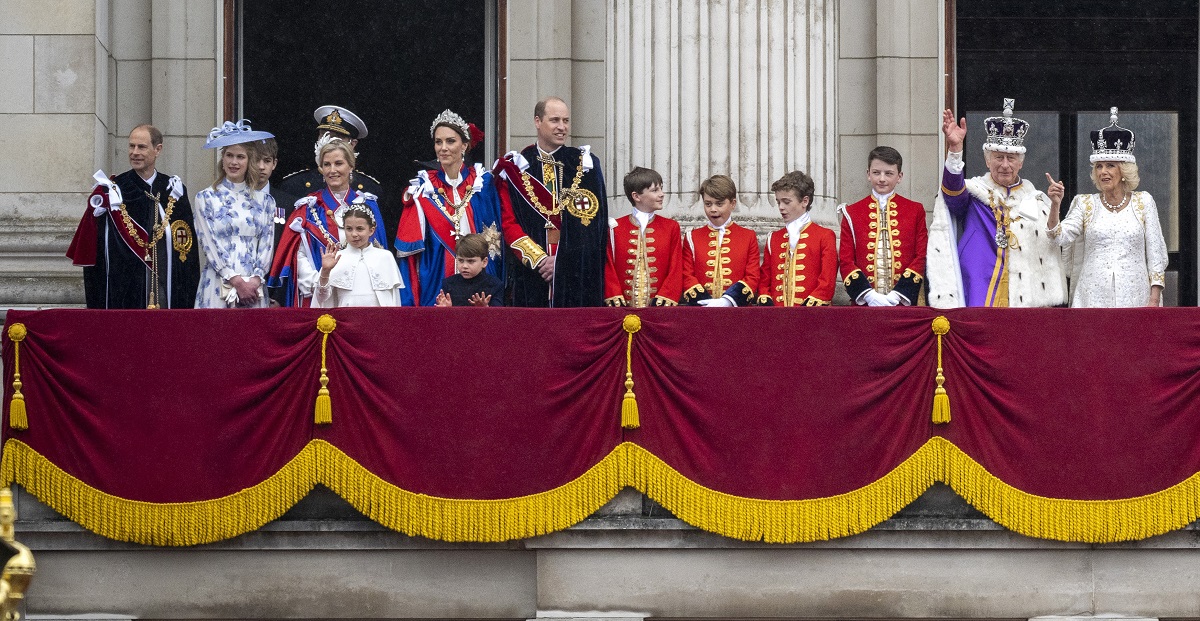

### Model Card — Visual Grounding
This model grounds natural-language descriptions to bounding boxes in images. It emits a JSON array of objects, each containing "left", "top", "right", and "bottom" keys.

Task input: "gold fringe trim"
[
  {"left": 937, "top": 437, "right": 1200, "bottom": 543},
  {"left": 319, "top": 442, "right": 626, "bottom": 542},
  {"left": 6, "top": 436, "right": 1200, "bottom": 545},
  {"left": 625, "top": 442, "right": 940, "bottom": 543},
  {"left": 0, "top": 439, "right": 317, "bottom": 546}
]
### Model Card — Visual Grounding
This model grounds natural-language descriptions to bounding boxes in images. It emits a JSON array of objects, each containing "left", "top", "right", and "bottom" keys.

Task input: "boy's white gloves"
[
  {"left": 885, "top": 291, "right": 906, "bottom": 306},
  {"left": 864, "top": 291, "right": 891, "bottom": 307},
  {"left": 698, "top": 296, "right": 735, "bottom": 308}
]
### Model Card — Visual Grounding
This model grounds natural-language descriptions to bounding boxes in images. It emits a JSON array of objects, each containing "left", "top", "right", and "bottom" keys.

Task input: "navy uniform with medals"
[
  {"left": 494, "top": 144, "right": 609, "bottom": 307},
  {"left": 278, "top": 105, "right": 385, "bottom": 221},
  {"left": 68, "top": 170, "right": 200, "bottom": 308}
]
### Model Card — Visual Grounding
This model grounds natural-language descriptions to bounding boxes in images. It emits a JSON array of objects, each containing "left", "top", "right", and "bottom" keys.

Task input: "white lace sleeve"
[{"left": 1049, "top": 194, "right": 1087, "bottom": 246}]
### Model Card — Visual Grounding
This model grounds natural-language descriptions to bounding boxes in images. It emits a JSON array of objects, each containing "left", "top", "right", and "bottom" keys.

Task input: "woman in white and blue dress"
[
  {"left": 193, "top": 120, "right": 277, "bottom": 308},
  {"left": 1046, "top": 108, "right": 1169, "bottom": 307}
]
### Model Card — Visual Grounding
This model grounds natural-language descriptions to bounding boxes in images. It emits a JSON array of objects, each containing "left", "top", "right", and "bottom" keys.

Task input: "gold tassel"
[
  {"left": 315, "top": 314, "right": 337, "bottom": 425},
  {"left": 931, "top": 316, "right": 951, "bottom": 424},
  {"left": 7, "top": 324, "right": 27, "bottom": 430},
  {"left": 621, "top": 314, "right": 642, "bottom": 429}
]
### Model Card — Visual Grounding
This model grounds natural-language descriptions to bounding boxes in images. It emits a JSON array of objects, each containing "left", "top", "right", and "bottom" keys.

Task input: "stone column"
[
  {"left": 836, "top": 0, "right": 940, "bottom": 213},
  {"left": 149, "top": 0, "right": 220, "bottom": 189},
  {"left": 505, "top": 1, "right": 607, "bottom": 159},
  {"left": 606, "top": 0, "right": 839, "bottom": 231}
]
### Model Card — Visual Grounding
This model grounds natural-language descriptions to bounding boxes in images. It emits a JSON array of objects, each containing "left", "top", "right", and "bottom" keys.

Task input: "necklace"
[{"left": 1100, "top": 192, "right": 1130, "bottom": 212}]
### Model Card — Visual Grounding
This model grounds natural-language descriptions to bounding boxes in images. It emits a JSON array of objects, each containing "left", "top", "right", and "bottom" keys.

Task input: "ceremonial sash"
[{"left": 492, "top": 154, "right": 563, "bottom": 230}]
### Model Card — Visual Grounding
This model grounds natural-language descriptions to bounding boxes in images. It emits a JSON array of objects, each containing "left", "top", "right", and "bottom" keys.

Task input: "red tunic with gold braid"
[
  {"left": 681, "top": 221, "right": 761, "bottom": 306},
  {"left": 604, "top": 213, "right": 684, "bottom": 307},
  {"left": 838, "top": 193, "right": 927, "bottom": 304},
  {"left": 756, "top": 222, "right": 837, "bottom": 307}
]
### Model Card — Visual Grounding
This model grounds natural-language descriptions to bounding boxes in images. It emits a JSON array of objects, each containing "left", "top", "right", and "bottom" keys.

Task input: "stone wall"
[{"left": 0, "top": 0, "right": 221, "bottom": 307}]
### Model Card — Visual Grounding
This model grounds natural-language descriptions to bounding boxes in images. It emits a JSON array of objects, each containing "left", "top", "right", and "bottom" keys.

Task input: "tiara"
[
  {"left": 982, "top": 98, "right": 1029, "bottom": 154},
  {"left": 343, "top": 203, "right": 376, "bottom": 227},
  {"left": 430, "top": 109, "right": 471, "bottom": 141},
  {"left": 1090, "top": 107, "right": 1136, "bottom": 164},
  {"left": 313, "top": 134, "right": 359, "bottom": 164}
]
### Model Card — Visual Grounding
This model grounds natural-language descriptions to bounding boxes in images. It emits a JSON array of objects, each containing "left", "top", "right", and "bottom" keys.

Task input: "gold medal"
[{"left": 562, "top": 188, "right": 599, "bottom": 226}]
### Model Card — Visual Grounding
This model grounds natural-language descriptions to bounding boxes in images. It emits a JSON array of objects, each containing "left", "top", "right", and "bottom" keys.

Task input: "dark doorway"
[
  {"left": 955, "top": 1, "right": 1199, "bottom": 305},
  {"left": 236, "top": 0, "right": 490, "bottom": 238}
]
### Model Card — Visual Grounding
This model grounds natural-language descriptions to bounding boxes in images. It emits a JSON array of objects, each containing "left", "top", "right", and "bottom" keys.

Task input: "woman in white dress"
[
  {"left": 1046, "top": 108, "right": 1168, "bottom": 307},
  {"left": 193, "top": 120, "right": 276, "bottom": 308}
]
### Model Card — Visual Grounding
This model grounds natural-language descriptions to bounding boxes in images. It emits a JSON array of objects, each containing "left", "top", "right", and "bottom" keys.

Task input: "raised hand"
[
  {"left": 435, "top": 291, "right": 453, "bottom": 307},
  {"left": 319, "top": 244, "right": 341, "bottom": 274},
  {"left": 1044, "top": 173, "right": 1065, "bottom": 207},
  {"left": 468, "top": 292, "right": 492, "bottom": 307},
  {"left": 942, "top": 109, "right": 967, "bottom": 152}
]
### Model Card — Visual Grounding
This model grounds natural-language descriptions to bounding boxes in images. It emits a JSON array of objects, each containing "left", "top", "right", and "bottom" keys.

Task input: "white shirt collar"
[
  {"left": 872, "top": 190, "right": 894, "bottom": 206},
  {"left": 633, "top": 209, "right": 654, "bottom": 230},
  {"left": 785, "top": 213, "right": 812, "bottom": 250},
  {"left": 708, "top": 216, "right": 732, "bottom": 231},
  {"left": 140, "top": 170, "right": 158, "bottom": 187}
]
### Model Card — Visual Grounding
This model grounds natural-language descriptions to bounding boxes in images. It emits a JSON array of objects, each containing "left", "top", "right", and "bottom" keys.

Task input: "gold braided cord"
[
  {"left": 5, "top": 436, "right": 1200, "bottom": 545},
  {"left": 6, "top": 324, "right": 27, "bottom": 430}
]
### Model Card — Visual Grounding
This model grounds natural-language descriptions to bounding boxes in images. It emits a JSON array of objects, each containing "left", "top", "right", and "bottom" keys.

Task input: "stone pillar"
[
  {"left": 505, "top": 1, "right": 607, "bottom": 159},
  {"left": 836, "top": 0, "right": 940, "bottom": 212},
  {"left": 148, "top": 0, "right": 220, "bottom": 188},
  {"left": 606, "top": 0, "right": 839, "bottom": 231}
]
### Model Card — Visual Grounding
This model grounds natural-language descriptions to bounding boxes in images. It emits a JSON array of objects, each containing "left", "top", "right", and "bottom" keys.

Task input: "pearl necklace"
[{"left": 1100, "top": 192, "right": 1130, "bottom": 213}]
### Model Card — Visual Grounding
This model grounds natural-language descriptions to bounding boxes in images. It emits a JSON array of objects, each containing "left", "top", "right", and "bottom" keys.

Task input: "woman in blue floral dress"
[{"left": 193, "top": 120, "right": 276, "bottom": 308}]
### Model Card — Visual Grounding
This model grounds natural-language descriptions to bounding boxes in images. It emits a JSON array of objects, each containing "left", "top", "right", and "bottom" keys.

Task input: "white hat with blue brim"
[{"left": 204, "top": 119, "right": 275, "bottom": 149}]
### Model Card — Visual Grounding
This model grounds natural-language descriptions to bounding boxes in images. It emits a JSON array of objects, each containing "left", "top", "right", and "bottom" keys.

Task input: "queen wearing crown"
[
  {"left": 394, "top": 109, "right": 505, "bottom": 306},
  {"left": 927, "top": 99, "right": 1067, "bottom": 307},
  {"left": 1046, "top": 108, "right": 1168, "bottom": 307}
]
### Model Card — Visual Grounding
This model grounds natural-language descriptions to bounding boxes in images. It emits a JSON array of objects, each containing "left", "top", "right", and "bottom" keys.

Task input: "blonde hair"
[
  {"left": 212, "top": 142, "right": 261, "bottom": 190},
  {"left": 1090, "top": 161, "right": 1140, "bottom": 192}
]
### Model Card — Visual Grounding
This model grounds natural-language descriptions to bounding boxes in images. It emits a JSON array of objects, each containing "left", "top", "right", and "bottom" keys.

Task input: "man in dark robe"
[
  {"left": 67, "top": 124, "right": 200, "bottom": 308},
  {"left": 494, "top": 96, "right": 609, "bottom": 307}
]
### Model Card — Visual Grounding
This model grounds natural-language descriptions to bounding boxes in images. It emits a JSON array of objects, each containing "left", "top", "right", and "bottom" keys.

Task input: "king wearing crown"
[{"left": 926, "top": 99, "right": 1066, "bottom": 307}]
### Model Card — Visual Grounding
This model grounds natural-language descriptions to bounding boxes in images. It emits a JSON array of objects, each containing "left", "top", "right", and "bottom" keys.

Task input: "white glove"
[
  {"left": 885, "top": 291, "right": 906, "bottom": 306},
  {"left": 224, "top": 286, "right": 241, "bottom": 306},
  {"left": 92, "top": 170, "right": 123, "bottom": 210},
  {"left": 864, "top": 291, "right": 890, "bottom": 307},
  {"left": 166, "top": 175, "right": 185, "bottom": 201},
  {"left": 698, "top": 296, "right": 734, "bottom": 308}
]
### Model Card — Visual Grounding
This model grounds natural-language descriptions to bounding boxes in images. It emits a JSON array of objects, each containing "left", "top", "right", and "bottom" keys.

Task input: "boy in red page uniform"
[
  {"left": 681, "top": 175, "right": 761, "bottom": 306},
  {"left": 757, "top": 170, "right": 837, "bottom": 306},
  {"left": 839, "top": 146, "right": 927, "bottom": 306},
  {"left": 604, "top": 167, "right": 683, "bottom": 307}
]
